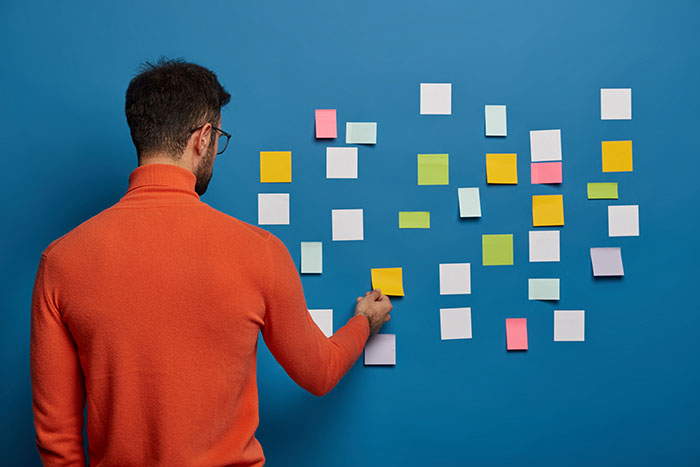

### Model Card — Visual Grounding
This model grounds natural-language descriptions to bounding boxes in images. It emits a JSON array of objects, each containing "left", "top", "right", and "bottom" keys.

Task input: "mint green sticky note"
[
  {"left": 587, "top": 182, "right": 618, "bottom": 199},
  {"left": 346, "top": 122, "right": 377, "bottom": 144},
  {"left": 482, "top": 234, "right": 513, "bottom": 265},
  {"left": 399, "top": 211, "right": 430, "bottom": 228},
  {"left": 418, "top": 154, "right": 449, "bottom": 185},
  {"left": 528, "top": 278, "right": 560, "bottom": 300},
  {"left": 485, "top": 105, "right": 507, "bottom": 136},
  {"left": 458, "top": 187, "right": 481, "bottom": 217},
  {"left": 301, "top": 242, "right": 322, "bottom": 274}
]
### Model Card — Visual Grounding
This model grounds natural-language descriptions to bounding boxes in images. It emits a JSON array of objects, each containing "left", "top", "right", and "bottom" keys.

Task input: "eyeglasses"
[{"left": 189, "top": 123, "right": 231, "bottom": 155}]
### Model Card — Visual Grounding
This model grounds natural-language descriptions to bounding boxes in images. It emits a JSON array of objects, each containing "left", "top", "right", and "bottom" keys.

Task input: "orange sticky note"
[
  {"left": 506, "top": 318, "right": 528, "bottom": 350},
  {"left": 532, "top": 194, "right": 564, "bottom": 226},
  {"left": 315, "top": 109, "right": 337, "bottom": 139},
  {"left": 531, "top": 162, "right": 562, "bottom": 184},
  {"left": 260, "top": 151, "right": 292, "bottom": 183},
  {"left": 371, "top": 267, "right": 404, "bottom": 296},
  {"left": 486, "top": 153, "right": 517, "bottom": 184},
  {"left": 602, "top": 140, "right": 633, "bottom": 172}
]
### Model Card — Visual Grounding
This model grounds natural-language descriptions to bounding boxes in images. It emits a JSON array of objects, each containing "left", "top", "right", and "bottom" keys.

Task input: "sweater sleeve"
[
  {"left": 260, "top": 234, "right": 370, "bottom": 396},
  {"left": 29, "top": 254, "right": 87, "bottom": 466}
]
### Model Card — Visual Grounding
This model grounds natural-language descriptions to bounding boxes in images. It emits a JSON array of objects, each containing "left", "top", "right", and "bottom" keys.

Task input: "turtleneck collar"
[{"left": 119, "top": 163, "right": 201, "bottom": 204}]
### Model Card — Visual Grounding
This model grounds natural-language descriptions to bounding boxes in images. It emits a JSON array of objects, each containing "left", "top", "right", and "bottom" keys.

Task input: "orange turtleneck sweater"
[{"left": 29, "top": 163, "right": 370, "bottom": 466}]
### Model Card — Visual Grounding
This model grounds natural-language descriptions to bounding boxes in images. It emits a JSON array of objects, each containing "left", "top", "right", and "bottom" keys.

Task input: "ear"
[{"left": 193, "top": 123, "right": 213, "bottom": 162}]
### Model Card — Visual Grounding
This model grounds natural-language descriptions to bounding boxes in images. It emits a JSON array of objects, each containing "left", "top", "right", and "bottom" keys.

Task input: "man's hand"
[{"left": 354, "top": 289, "right": 393, "bottom": 336}]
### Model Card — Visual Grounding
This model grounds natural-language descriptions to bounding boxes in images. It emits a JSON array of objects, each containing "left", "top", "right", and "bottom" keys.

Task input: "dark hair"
[{"left": 125, "top": 58, "right": 231, "bottom": 158}]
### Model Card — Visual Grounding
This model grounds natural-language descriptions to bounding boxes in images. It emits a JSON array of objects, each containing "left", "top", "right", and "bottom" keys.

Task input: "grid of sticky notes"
[{"left": 253, "top": 86, "right": 638, "bottom": 361}]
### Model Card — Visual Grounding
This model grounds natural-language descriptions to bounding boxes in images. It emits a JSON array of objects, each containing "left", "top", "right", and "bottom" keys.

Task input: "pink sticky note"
[
  {"left": 531, "top": 162, "right": 562, "bottom": 184},
  {"left": 506, "top": 318, "right": 528, "bottom": 350},
  {"left": 315, "top": 109, "right": 337, "bottom": 139}
]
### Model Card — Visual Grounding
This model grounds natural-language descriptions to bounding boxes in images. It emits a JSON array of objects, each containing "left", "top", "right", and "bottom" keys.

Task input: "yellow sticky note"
[
  {"left": 486, "top": 153, "right": 518, "bottom": 184},
  {"left": 371, "top": 267, "right": 404, "bottom": 296},
  {"left": 532, "top": 195, "right": 564, "bottom": 226},
  {"left": 260, "top": 151, "right": 292, "bottom": 183},
  {"left": 602, "top": 141, "right": 633, "bottom": 172}
]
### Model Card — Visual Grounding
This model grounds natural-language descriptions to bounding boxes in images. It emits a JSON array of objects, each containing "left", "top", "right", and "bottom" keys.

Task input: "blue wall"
[{"left": 2, "top": 1, "right": 699, "bottom": 465}]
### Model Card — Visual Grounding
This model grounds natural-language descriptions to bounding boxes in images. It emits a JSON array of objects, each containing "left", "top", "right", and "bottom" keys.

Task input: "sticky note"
[
  {"left": 346, "top": 122, "right": 377, "bottom": 144},
  {"left": 529, "top": 230, "right": 560, "bottom": 262},
  {"left": 532, "top": 195, "right": 564, "bottom": 227},
  {"left": 440, "top": 308, "right": 472, "bottom": 340},
  {"left": 590, "top": 247, "right": 624, "bottom": 276},
  {"left": 601, "top": 88, "right": 631, "bottom": 120},
  {"left": 399, "top": 211, "right": 430, "bottom": 229},
  {"left": 528, "top": 278, "right": 560, "bottom": 301},
  {"left": 420, "top": 83, "right": 452, "bottom": 115},
  {"left": 530, "top": 129, "right": 562, "bottom": 162},
  {"left": 485, "top": 105, "right": 507, "bottom": 136},
  {"left": 315, "top": 109, "right": 337, "bottom": 139},
  {"left": 301, "top": 242, "right": 322, "bottom": 274},
  {"left": 331, "top": 209, "right": 363, "bottom": 241},
  {"left": 326, "top": 147, "right": 358, "bottom": 179},
  {"left": 486, "top": 153, "right": 517, "bottom": 184},
  {"left": 364, "top": 334, "right": 396, "bottom": 365},
  {"left": 608, "top": 205, "right": 639, "bottom": 237},
  {"left": 506, "top": 318, "right": 528, "bottom": 350},
  {"left": 482, "top": 234, "right": 514, "bottom": 266},
  {"left": 588, "top": 182, "right": 618, "bottom": 199},
  {"left": 308, "top": 309, "right": 333, "bottom": 337},
  {"left": 439, "top": 263, "right": 471, "bottom": 295},
  {"left": 458, "top": 187, "right": 481, "bottom": 218},
  {"left": 554, "top": 310, "right": 585, "bottom": 341},
  {"left": 258, "top": 193, "right": 290, "bottom": 225},
  {"left": 602, "top": 141, "right": 633, "bottom": 172},
  {"left": 371, "top": 267, "right": 404, "bottom": 296},
  {"left": 260, "top": 151, "right": 291, "bottom": 183},
  {"left": 418, "top": 154, "right": 449, "bottom": 185},
  {"left": 531, "top": 162, "right": 562, "bottom": 184}
]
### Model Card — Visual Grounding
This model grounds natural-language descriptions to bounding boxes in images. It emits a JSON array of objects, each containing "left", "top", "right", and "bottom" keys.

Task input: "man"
[{"left": 30, "top": 58, "right": 393, "bottom": 466}]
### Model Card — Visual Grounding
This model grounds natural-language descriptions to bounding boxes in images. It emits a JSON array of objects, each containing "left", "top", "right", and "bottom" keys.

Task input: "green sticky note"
[
  {"left": 485, "top": 105, "right": 507, "bottom": 136},
  {"left": 587, "top": 182, "right": 618, "bottom": 199},
  {"left": 399, "top": 211, "right": 430, "bottom": 228},
  {"left": 301, "top": 242, "right": 322, "bottom": 274},
  {"left": 482, "top": 234, "right": 513, "bottom": 266},
  {"left": 418, "top": 154, "right": 449, "bottom": 185},
  {"left": 528, "top": 278, "right": 560, "bottom": 300},
  {"left": 346, "top": 122, "right": 377, "bottom": 144}
]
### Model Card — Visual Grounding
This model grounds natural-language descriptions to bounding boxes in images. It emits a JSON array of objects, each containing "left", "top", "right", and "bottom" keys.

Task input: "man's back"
[{"left": 30, "top": 163, "right": 370, "bottom": 466}]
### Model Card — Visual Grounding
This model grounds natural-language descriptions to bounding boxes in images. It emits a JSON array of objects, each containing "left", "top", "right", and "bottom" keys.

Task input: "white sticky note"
[
  {"left": 439, "top": 263, "right": 471, "bottom": 295},
  {"left": 458, "top": 187, "right": 481, "bottom": 218},
  {"left": 440, "top": 307, "right": 472, "bottom": 340},
  {"left": 301, "top": 242, "right": 322, "bottom": 274},
  {"left": 485, "top": 105, "right": 507, "bottom": 136},
  {"left": 608, "top": 205, "right": 639, "bottom": 237},
  {"left": 554, "top": 310, "right": 585, "bottom": 341},
  {"left": 326, "top": 147, "right": 358, "bottom": 179},
  {"left": 364, "top": 333, "right": 396, "bottom": 365},
  {"left": 332, "top": 209, "right": 364, "bottom": 241},
  {"left": 529, "top": 230, "right": 560, "bottom": 262},
  {"left": 345, "top": 122, "right": 377, "bottom": 144},
  {"left": 590, "top": 247, "right": 624, "bottom": 276},
  {"left": 530, "top": 129, "right": 562, "bottom": 162},
  {"left": 308, "top": 309, "right": 333, "bottom": 337},
  {"left": 420, "top": 83, "right": 452, "bottom": 115},
  {"left": 258, "top": 193, "right": 289, "bottom": 225},
  {"left": 601, "top": 88, "right": 632, "bottom": 120},
  {"left": 528, "top": 278, "right": 560, "bottom": 301}
]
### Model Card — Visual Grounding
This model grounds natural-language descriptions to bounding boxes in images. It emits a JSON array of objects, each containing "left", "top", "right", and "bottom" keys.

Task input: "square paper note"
[
  {"left": 590, "top": 247, "right": 624, "bottom": 276},
  {"left": 418, "top": 154, "right": 449, "bottom": 185},
  {"left": 482, "top": 234, "right": 514, "bottom": 266},
  {"left": 315, "top": 109, "right": 337, "bottom": 138},
  {"left": 506, "top": 318, "right": 528, "bottom": 350},
  {"left": 440, "top": 308, "right": 472, "bottom": 340},
  {"left": 346, "top": 122, "right": 377, "bottom": 144},
  {"left": 308, "top": 309, "right": 333, "bottom": 337},
  {"left": 602, "top": 141, "right": 633, "bottom": 172},
  {"left": 332, "top": 209, "right": 363, "bottom": 241},
  {"left": 439, "top": 263, "right": 471, "bottom": 295},
  {"left": 588, "top": 182, "right": 618, "bottom": 199},
  {"left": 485, "top": 105, "right": 507, "bottom": 136},
  {"left": 258, "top": 193, "right": 290, "bottom": 225},
  {"left": 364, "top": 334, "right": 396, "bottom": 365},
  {"left": 371, "top": 267, "right": 404, "bottom": 296},
  {"left": 554, "top": 310, "right": 585, "bottom": 341},
  {"left": 301, "top": 242, "right": 322, "bottom": 274},
  {"left": 458, "top": 187, "right": 481, "bottom": 218},
  {"left": 601, "top": 88, "right": 631, "bottom": 120},
  {"left": 529, "top": 230, "right": 560, "bottom": 262},
  {"left": 399, "top": 211, "right": 430, "bottom": 228},
  {"left": 608, "top": 205, "right": 639, "bottom": 237},
  {"left": 528, "top": 278, "right": 560, "bottom": 301},
  {"left": 531, "top": 162, "right": 562, "bottom": 184},
  {"left": 530, "top": 129, "right": 562, "bottom": 162},
  {"left": 486, "top": 153, "right": 518, "bottom": 184},
  {"left": 532, "top": 195, "right": 564, "bottom": 226},
  {"left": 420, "top": 83, "right": 452, "bottom": 115},
  {"left": 326, "top": 147, "right": 358, "bottom": 179},
  {"left": 260, "top": 151, "right": 292, "bottom": 183}
]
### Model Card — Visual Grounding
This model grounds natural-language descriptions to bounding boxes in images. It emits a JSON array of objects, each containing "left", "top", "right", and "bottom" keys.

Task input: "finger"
[
  {"left": 366, "top": 289, "right": 382, "bottom": 301},
  {"left": 384, "top": 314, "right": 391, "bottom": 323},
  {"left": 356, "top": 297, "right": 363, "bottom": 302}
]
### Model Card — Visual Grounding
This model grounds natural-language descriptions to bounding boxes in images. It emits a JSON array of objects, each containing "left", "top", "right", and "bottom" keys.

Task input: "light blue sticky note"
[
  {"left": 528, "top": 278, "right": 560, "bottom": 300},
  {"left": 301, "top": 242, "right": 322, "bottom": 274},
  {"left": 346, "top": 122, "right": 377, "bottom": 144},
  {"left": 458, "top": 187, "right": 481, "bottom": 218},
  {"left": 485, "top": 105, "right": 507, "bottom": 136}
]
